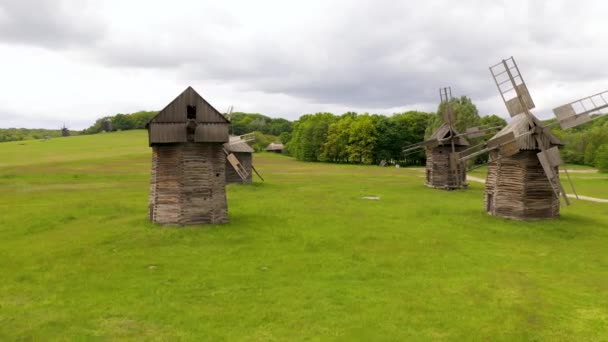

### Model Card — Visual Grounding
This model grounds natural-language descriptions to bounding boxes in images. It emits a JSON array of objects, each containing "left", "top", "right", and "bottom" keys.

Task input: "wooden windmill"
[
  {"left": 424, "top": 87, "right": 470, "bottom": 189},
  {"left": 61, "top": 124, "right": 70, "bottom": 137},
  {"left": 223, "top": 132, "right": 264, "bottom": 183},
  {"left": 403, "top": 87, "right": 500, "bottom": 189},
  {"left": 222, "top": 106, "right": 264, "bottom": 183},
  {"left": 147, "top": 86, "right": 230, "bottom": 225},
  {"left": 460, "top": 56, "right": 607, "bottom": 220}
]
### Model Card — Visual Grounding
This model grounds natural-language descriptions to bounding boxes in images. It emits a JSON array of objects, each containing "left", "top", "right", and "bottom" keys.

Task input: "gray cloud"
[
  {"left": 0, "top": 0, "right": 104, "bottom": 48},
  {"left": 1, "top": 0, "right": 607, "bottom": 127},
  {"left": 75, "top": 0, "right": 606, "bottom": 116}
]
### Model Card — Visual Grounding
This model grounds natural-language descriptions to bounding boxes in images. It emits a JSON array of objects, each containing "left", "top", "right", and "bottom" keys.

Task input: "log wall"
[
  {"left": 484, "top": 150, "right": 560, "bottom": 220},
  {"left": 425, "top": 145, "right": 467, "bottom": 189},
  {"left": 149, "top": 143, "right": 228, "bottom": 225}
]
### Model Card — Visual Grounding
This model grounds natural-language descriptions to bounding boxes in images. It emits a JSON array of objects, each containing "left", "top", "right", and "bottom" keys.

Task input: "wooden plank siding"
[
  {"left": 149, "top": 123, "right": 188, "bottom": 144},
  {"left": 195, "top": 123, "right": 229, "bottom": 143},
  {"left": 150, "top": 87, "right": 229, "bottom": 124},
  {"left": 149, "top": 143, "right": 228, "bottom": 225},
  {"left": 484, "top": 151, "right": 560, "bottom": 220},
  {"left": 425, "top": 145, "right": 467, "bottom": 190}
]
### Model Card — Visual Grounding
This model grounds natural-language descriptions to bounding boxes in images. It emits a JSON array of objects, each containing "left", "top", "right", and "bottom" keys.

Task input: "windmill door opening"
[
  {"left": 486, "top": 194, "right": 494, "bottom": 212},
  {"left": 426, "top": 169, "right": 431, "bottom": 183}
]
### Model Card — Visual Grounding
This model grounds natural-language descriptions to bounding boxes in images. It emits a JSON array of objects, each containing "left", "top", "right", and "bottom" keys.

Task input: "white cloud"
[{"left": 0, "top": 0, "right": 606, "bottom": 128}]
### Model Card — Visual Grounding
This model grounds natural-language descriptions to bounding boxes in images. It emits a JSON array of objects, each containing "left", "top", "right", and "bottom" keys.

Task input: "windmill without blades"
[
  {"left": 222, "top": 106, "right": 264, "bottom": 183},
  {"left": 459, "top": 56, "right": 607, "bottom": 220},
  {"left": 402, "top": 87, "right": 502, "bottom": 190}
]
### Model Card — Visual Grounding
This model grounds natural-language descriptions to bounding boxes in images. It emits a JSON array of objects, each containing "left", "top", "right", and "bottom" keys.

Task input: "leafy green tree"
[
  {"left": 372, "top": 111, "right": 433, "bottom": 165},
  {"left": 479, "top": 114, "right": 507, "bottom": 129},
  {"left": 321, "top": 114, "right": 354, "bottom": 163},
  {"left": 289, "top": 113, "right": 336, "bottom": 161},
  {"left": 112, "top": 114, "right": 135, "bottom": 131},
  {"left": 584, "top": 142, "right": 597, "bottom": 166},
  {"left": 251, "top": 131, "right": 278, "bottom": 152},
  {"left": 426, "top": 96, "right": 481, "bottom": 138},
  {"left": 346, "top": 114, "right": 377, "bottom": 164},
  {"left": 595, "top": 144, "right": 608, "bottom": 173}
]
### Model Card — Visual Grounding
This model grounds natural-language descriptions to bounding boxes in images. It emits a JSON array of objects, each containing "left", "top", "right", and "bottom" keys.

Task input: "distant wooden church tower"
[
  {"left": 425, "top": 123, "right": 469, "bottom": 189},
  {"left": 484, "top": 114, "right": 563, "bottom": 220},
  {"left": 147, "top": 87, "right": 230, "bottom": 225}
]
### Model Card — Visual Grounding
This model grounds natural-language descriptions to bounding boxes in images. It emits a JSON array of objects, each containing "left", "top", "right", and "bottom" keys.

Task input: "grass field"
[{"left": 1, "top": 130, "right": 607, "bottom": 340}]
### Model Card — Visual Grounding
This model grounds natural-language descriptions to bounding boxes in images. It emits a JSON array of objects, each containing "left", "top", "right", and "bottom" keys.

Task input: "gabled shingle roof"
[
  {"left": 488, "top": 113, "right": 562, "bottom": 151},
  {"left": 224, "top": 140, "right": 254, "bottom": 153},
  {"left": 427, "top": 123, "right": 469, "bottom": 146}
]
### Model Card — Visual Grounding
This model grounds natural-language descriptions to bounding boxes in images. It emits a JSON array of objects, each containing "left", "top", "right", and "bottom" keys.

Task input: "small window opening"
[{"left": 187, "top": 105, "right": 196, "bottom": 119}]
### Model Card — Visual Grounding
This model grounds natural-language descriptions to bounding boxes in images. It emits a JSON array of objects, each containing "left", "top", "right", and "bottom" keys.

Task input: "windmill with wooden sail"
[
  {"left": 459, "top": 56, "right": 607, "bottom": 219},
  {"left": 222, "top": 106, "right": 264, "bottom": 184},
  {"left": 402, "top": 87, "right": 502, "bottom": 189},
  {"left": 61, "top": 123, "right": 70, "bottom": 137}
]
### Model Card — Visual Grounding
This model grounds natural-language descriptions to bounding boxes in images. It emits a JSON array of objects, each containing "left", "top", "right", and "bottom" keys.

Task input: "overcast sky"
[{"left": 0, "top": 0, "right": 606, "bottom": 129}]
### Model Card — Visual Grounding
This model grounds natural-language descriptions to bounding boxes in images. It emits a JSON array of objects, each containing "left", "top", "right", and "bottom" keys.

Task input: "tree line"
[
  {"left": 0, "top": 128, "right": 79, "bottom": 142},
  {"left": 551, "top": 115, "right": 608, "bottom": 172},
  {"left": 285, "top": 97, "right": 507, "bottom": 166},
  {"left": 2, "top": 103, "right": 608, "bottom": 172}
]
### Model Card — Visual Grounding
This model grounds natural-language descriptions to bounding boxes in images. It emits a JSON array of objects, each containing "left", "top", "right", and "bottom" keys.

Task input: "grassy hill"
[{"left": 1, "top": 130, "right": 607, "bottom": 340}]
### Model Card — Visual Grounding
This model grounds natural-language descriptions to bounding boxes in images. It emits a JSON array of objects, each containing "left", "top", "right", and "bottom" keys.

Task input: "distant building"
[
  {"left": 266, "top": 142, "right": 284, "bottom": 153},
  {"left": 102, "top": 119, "right": 113, "bottom": 132},
  {"left": 61, "top": 125, "right": 70, "bottom": 137},
  {"left": 146, "top": 86, "right": 230, "bottom": 225}
]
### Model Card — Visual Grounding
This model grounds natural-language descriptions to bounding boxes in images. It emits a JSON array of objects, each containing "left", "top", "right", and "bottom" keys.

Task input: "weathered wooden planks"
[
  {"left": 149, "top": 143, "right": 228, "bottom": 225},
  {"left": 425, "top": 146, "right": 467, "bottom": 190},
  {"left": 225, "top": 152, "right": 252, "bottom": 184},
  {"left": 484, "top": 151, "right": 560, "bottom": 220}
]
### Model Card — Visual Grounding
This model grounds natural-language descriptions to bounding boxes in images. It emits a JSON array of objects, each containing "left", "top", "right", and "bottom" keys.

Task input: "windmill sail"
[
  {"left": 553, "top": 90, "right": 608, "bottom": 129},
  {"left": 490, "top": 57, "right": 535, "bottom": 117}
]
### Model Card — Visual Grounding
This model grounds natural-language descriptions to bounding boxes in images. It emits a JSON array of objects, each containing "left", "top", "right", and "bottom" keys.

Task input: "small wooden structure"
[
  {"left": 484, "top": 114, "right": 563, "bottom": 219},
  {"left": 266, "top": 142, "right": 284, "bottom": 153},
  {"left": 102, "top": 119, "right": 113, "bottom": 132},
  {"left": 425, "top": 123, "right": 469, "bottom": 189},
  {"left": 147, "top": 86, "right": 230, "bottom": 225},
  {"left": 403, "top": 87, "right": 499, "bottom": 189},
  {"left": 223, "top": 140, "right": 254, "bottom": 183},
  {"left": 61, "top": 124, "right": 70, "bottom": 137}
]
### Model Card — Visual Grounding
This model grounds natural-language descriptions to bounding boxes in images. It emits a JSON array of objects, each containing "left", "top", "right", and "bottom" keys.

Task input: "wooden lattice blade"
[
  {"left": 537, "top": 146, "right": 569, "bottom": 205},
  {"left": 553, "top": 90, "right": 608, "bottom": 129},
  {"left": 226, "top": 153, "right": 249, "bottom": 180},
  {"left": 490, "top": 57, "right": 536, "bottom": 117}
]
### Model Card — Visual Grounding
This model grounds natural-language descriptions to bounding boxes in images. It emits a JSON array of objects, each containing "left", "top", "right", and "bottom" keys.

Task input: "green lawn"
[{"left": 1, "top": 131, "right": 607, "bottom": 340}]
